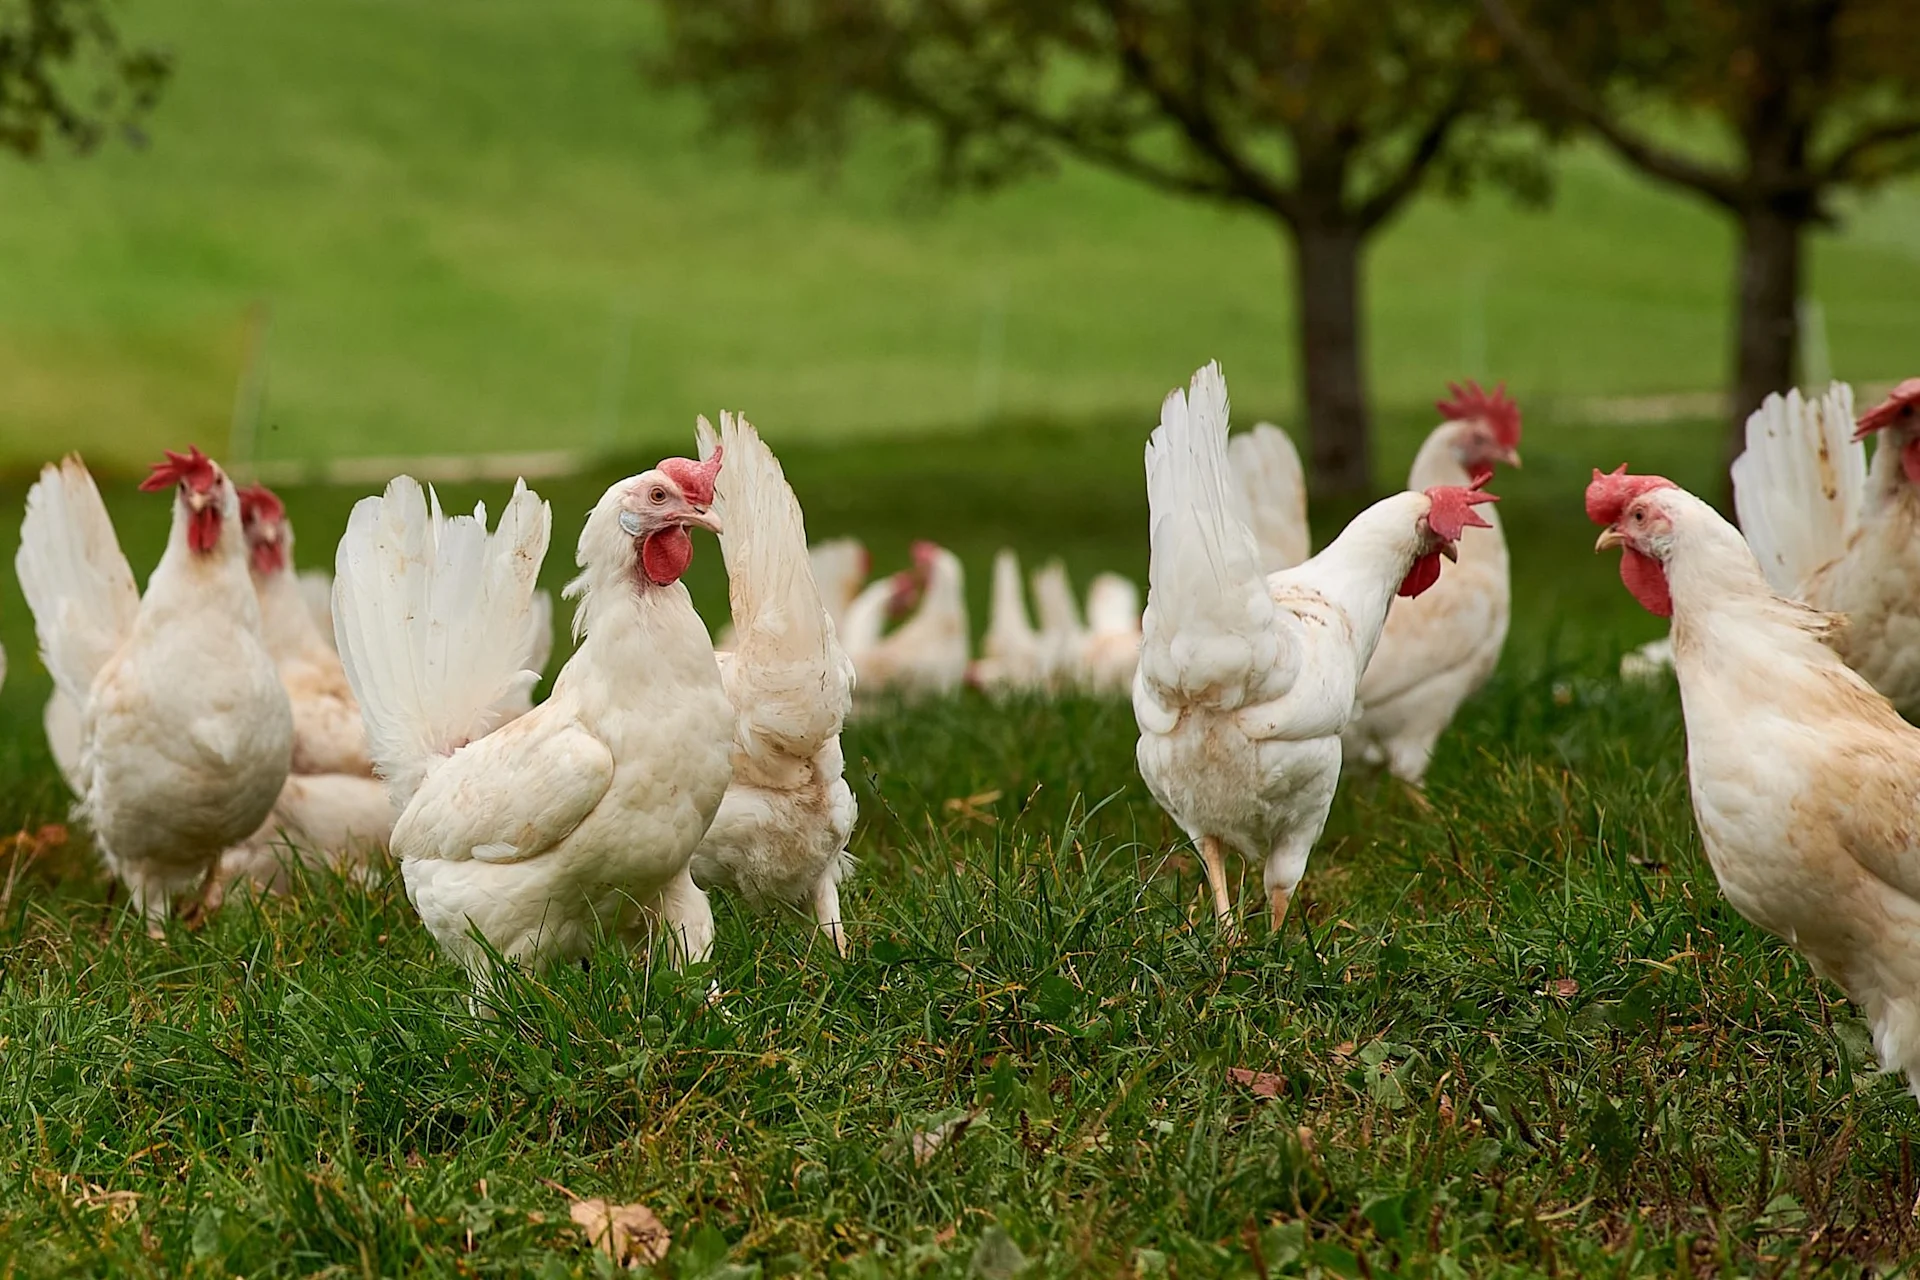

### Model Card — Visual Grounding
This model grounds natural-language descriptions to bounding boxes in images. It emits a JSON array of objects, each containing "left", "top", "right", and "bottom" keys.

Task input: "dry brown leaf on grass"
[
  {"left": 569, "top": 1198, "right": 670, "bottom": 1267},
  {"left": 910, "top": 1109, "right": 981, "bottom": 1166},
  {"left": 1227, "top": 1067, "right": 1285, "bottom": 1098},
  {"left": 1544, "top": 978, "right": 1580, "bottom": 999}
]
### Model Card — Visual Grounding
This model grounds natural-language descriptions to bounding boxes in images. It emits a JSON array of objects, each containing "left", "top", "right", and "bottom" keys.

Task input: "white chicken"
[
  {"left": 1134, "top": 363, "right": 1495, "bottom": 935},
  {"left": 967, "top": 548, "right": 1045, "bottom": 696},
  {"left": 1341, "top": 381, "right": 1521, "bottom": 786},
  {"left": 1031, "top": 559, "right": 1089, "bottom": 690},
  {"left": 1589, "top": 465, "right": 1920, "bottom": 1100},
  {"left": 1081, "top": 572, "right": 1143, "bottom": 695},
  {"left": 1729, "top": 380, "right": 1920, "bottom": 714},
  {"left": 16, "top": 449, "right": 293, "bottom": 929},
  {"left": 331, "top": 459, "right": 734, "bottom": 992},
  {"left": 850, "top": 541, "right": 970, "bottom": 699},
  {"left": 688, "top": 414, "right": 858, "bottom": 953},
  {"left": 809, "top": 537, "right": 871, "bottom": 639},
  {"left": 214, "top": 485, "right": 394, "bottom": 897},
  {"left": 1229, "top": 422, "right": 1312, "bottom": 573}
]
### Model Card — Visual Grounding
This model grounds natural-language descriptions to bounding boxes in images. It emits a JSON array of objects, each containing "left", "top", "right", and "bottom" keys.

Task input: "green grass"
[
  {"left": 2, "top": 416, "right": 1915, "bottom": 1276},
  {"left": 2, "top": 0, "right": 1919, "bottom": 471}
]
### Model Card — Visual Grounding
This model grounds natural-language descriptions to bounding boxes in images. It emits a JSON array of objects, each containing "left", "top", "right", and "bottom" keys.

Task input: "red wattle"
[
  {"left": 1621, "top": 548, "right": 1671, "bottom": 617},
  {"left": 188, "top": 508, "right": 221, "bottom": 554},
  {"left": 1398, "top": 552, "right": 1442, "bottom": 598},
  {"left": 1902, "top": 438, "right": 1920, "bottom": 487},
  {"left": 250, "top": 540, "right": 286, "bottom": 576},
  {"left": 641, "top": 526, "right": 693, "bottom": 585}
]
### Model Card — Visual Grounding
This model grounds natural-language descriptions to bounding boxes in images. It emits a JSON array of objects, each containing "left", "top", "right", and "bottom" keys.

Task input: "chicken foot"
[{"left": 1198, "top": 835, "right": 1238, "bottom": 941}]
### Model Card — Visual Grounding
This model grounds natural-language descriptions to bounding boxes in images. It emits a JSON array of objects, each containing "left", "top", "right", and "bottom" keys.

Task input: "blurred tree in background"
[
  {"left": 1482, "top": 0, "right": 1920, "bottom": 471},
  {"left": 651, "top": 0, "right": 1549, "bottom": 498},
  {"left": 1, "top": 0, "right": 168, "bottom": 157}
]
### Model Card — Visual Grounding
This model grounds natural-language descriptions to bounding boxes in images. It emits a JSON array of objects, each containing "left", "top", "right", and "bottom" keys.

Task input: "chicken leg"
[{"left": 1199, "top": 835, "right": 1237, "bottom": 939}]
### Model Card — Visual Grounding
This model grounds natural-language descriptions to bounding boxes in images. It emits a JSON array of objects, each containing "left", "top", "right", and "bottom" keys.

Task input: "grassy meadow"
[
  {"left": 0, "top": 0, "right": 1918, "bottom": 471},
  {"left": 2, "top": 410, "right": 1917, "bottom": 1276}
]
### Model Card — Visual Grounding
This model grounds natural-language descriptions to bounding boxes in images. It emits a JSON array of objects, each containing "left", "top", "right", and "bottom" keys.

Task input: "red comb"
[
  {"left": 1436, "top": 380, "right": 1521, "bottom": 449},
  {"left": 659, "top": 446, "right": 723, "bottom": 506},
  {"left": 1423, "top": 474, "right": 1499, "bottom": 541},
  {"left": 1855, "top": 378, "right": 1920, "bottom": 439},
  {"left": 237, "top": 483, "right": 285, "bottom": 525},
  {"left": 1585, "top": 465, "right": 1677, "bottom": 525},
  {"left": 138, "top": 446, "right": 219, "bottom": 494},
  {"left": 911, "top": 539, "right": 942, "bottom": 565}
]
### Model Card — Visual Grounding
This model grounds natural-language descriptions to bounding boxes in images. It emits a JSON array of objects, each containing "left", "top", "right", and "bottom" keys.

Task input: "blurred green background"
[{"left": 2, "top": 0, "right": 1917, "bottom": 475}]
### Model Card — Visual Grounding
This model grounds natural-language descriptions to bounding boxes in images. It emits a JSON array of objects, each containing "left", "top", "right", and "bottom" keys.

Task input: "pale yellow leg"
[
  {"left": 1268, "top": 885, "right": 1292, "bottom": 932},
  {"left": 1199, "top": 836, "right": 1237, "bottom": 939}
]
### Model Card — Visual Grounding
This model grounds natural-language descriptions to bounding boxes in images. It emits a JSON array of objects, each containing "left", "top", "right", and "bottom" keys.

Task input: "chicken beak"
[
  {"left": 683, "top": 505, "right": 723, "bottom": 535},
  {"left": 1502, "top": 448, "right": 1523, "bottom": 469},
  {"left": 185, "top": 488, "right": 213, "bottom": 513},
  {"left": 1594, "top": 527, "right": 1624, "bottom": 553},
  {"left": 1440, "top": 540, "right": 1459, "bottom": 563}
]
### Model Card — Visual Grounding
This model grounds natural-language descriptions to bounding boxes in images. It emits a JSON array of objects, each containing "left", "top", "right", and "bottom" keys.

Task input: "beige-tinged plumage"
[
  {"left": 1591, "top": 468, "right": 1920, "bottom": 1101},
  {"left": 968, "top": 548, "right": 1045, "bottom": 696},
  {"left": 332, "top": 466, "right": 734, "bottom": 994},
  {"left": 809, "top": 538, "right": 870, "bottom": 639},
  {"left": 1342, "top": 385, "right": 1521, "bottom": 786},
  {"left": 851, "top": 541, "right": 970, "bottom": 700},
  {"left": 1031, "top": 559, "right": 1089, "bottom": 691},
  {"left": 1134, "top": 363, "right": 1496, "bottom": 937},
  {"left": 1081, "top": 572, "right": 1142, "bottom": 694},
  {"left": 1229, "top": 423, "right": 1310, "bottom": 573},
  {"left": 1716, "top": 380, "right": 1920, "bottom": 713},
  {"left": 688, "top": 413, "right": 858, "bottom": 953},
  {"left": 16, "top": 451, "right": 293, "bottom": 929}
]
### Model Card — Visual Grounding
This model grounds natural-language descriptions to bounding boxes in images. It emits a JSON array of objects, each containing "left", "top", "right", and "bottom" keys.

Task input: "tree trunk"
[
  {"left": 1729, "top": 203, "right": 1804, "bottom": 475},
  {"left": 1292, "top": 220, "right": 1373, "bottom": 498}
]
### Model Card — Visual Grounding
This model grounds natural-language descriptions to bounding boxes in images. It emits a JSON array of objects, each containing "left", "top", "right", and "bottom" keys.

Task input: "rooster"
[
  {"left": 332, "top": 460, "right": 734, "bottom": 992},
  {"left": 968, "top": 548, "right": 1045, "bottom": 696},
  {"left": 1135, "top": 364, "right": 1495, "bottom": 935},
  {"left": 214, "top": 485, "right": 394, "bottom": 897},
  {"left": 850, "top": 541, "right": 970, "bottom": 699},
  {"left": 688, "top": 414, "right": 859, "bottom": 953},
  {"left": 1342, "top": 382, "right": 1521, "bottom": 786},
  {"left": 16, "top": 450, "right": 294, "bottom": 930},
  {"left": 1081, "top": 573, "right": 1142, "bottom": 695},
  {"left": 1590, "top": 465, "right": 1920, "bottom": 1100}
]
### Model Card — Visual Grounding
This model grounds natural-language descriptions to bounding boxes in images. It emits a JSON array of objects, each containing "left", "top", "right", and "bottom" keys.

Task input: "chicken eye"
[
  {"left": 1633, "top": 510, "right": 1644, "bottom": 523},
  {"left": 650, "top": 487, "right": 668, "bottom": 504}
]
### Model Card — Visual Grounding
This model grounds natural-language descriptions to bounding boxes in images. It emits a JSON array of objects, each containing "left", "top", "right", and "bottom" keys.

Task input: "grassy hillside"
[{"left": 0, "top": 0, "right": 1917, "bottom": 472}]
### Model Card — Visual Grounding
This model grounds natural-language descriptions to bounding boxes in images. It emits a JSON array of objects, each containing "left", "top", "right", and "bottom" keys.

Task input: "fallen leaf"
[
  {"left": 1295, "top": 1125, "right": 1318, "bottom": 1155},
  {"left": 1331, "top": 1041, "right": 1357, "bottom": 1061},
  {"left": 1545, "top": 979, "right": 1579, "bottom": 999},
  {"left": 1228, "top": 1067, "right": 1285, "bottom": 1098},
  {"left": 911, "top": 1109, "right": 981, "bottom": 1166},
  {"left": 570, "top": 1198, "right": 670, "bottom": 1267}
]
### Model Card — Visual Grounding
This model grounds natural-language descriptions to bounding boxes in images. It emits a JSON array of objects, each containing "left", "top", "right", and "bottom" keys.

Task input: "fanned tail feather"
[
  {"left": 1228, "top": 423, "right": 1310, "bottom": 572},
  {"left": 1731, "top": 383, "right": 1862, "bottom": 597},
  {"left": 15, "top": 457, "right": 140, "bottom": 710},
  {"left": 698, "top": 413, "right": 853, "bottom": 785},
  {"left": 1140, "top": 363, "right": 1285, "bottom": 709},
  {"left": 331, "top": 475, "right": 552, "bottom": 808}
]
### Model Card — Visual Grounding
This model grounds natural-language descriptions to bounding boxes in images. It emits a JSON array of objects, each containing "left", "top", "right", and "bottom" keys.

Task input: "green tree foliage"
[
  {"left": 1, "top": 0, "right": 169, "bottom": 157},
  {"left": 651, "top": 0, "right": 1548, "bottom": 497},
  {"left": 1481, "top": 0, "right": 1920, "bottom": 477}
]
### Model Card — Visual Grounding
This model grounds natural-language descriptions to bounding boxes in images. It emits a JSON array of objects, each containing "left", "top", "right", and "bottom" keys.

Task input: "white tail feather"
[
  {"left": 1228, "top": 423, "right": 1311, "bottom": 572},
  {"left": 15, "top": 457, "right": 140, "bottom": 709},
  {"left": 1731, "top": 383, "right": 1862, "bottom": 596},
  {"left": 1086, "top": 573, "right": 1141, "bottom": 634},
  {"left": 331, "top": 475, "right": 552, "bottom": 808},
  {"left": 1140, "top": 363, "right": 1286, "bottom": 708},
  {"left": 984, "top": 549, "right": 1038, "bottom": 657},
  {"left": 697, "top": 413, "right": 852, "bottom": 784}
]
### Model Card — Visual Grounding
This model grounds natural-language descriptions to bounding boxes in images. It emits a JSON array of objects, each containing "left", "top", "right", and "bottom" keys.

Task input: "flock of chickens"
[{"left": 12, "top": 362, "right": 1920, "bottom": 1107}]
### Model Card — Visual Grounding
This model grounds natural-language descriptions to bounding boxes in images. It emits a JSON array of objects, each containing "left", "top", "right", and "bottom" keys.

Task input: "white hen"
[
  {"left": 689, "top": 414, "right": 859, "bottom": 953},
  {"left": 1229, "top": 423, "right": 1311, "bottom": 573},
  {"left": 967, "top": 548, "right": 1045, "bottom": 696},
  {"left": 1342, "top": 382, "right": 1521, "bottom": 786},
  {"left": 1134, "top": 364, "right": 1495, "bottom": 935},
  {"left": 1031, "top": 559, "right": 1089, "bottom": 691},
  {"left": 1081, "top": 573, "right": 1143, "bottom": 695},
  {"left": 332, "top": 463, "right": 734, "bottom": 992},
  {"left": 1591, "top": 466, "right": 1920, "bottom": 1100},
  {"left": 17, "top": 450, "right": 293, "bottom": 929},
  {"left": 851, "top": 541, "right": 970, "bottom": 699}
]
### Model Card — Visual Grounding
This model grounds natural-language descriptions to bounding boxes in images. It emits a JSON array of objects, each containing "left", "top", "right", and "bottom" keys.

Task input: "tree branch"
[
  {"left": 1820, "top": 115, "right": 1920, "bottom": 186},
  {"left": 1355, "top": 91, "right": 1469, "bottom": 231},
  {"left": 1476, "top": 0, "right": 1744, "bottom": 209},
  {"left": 1096, "top": 0, "right": 1301, "bottom": 222}
]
